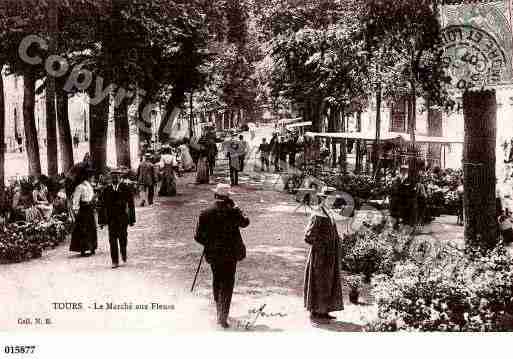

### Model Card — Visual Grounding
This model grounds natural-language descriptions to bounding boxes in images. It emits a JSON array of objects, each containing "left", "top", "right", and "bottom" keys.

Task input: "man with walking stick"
[{"left": 194, "top": 183, "right": 250, "bottom": 328}]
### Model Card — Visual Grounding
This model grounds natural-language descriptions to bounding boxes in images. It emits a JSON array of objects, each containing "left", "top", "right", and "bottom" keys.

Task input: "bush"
[
  {"left": 367, "top": 244, "right": 513, "bottom": 332},
  {"left": 340, "top": 224, "right": 412, "bottom": 279},
  {"left": 0, "top": 216, "right": 71, "bottom": 264}
]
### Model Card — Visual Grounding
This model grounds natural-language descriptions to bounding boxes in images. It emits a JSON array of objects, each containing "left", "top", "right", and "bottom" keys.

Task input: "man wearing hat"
[
  {"left": 137, "top": 153, "right": 157, "bottom": 206},
  {"left": 99, "top": 168, "right": 136, "bottom": 268},
  {"left": 391, "top": 164, "right": 416, "bottom": 228},
  {"left": 194, "top": 183, "right": 250, "bottom": 328}
]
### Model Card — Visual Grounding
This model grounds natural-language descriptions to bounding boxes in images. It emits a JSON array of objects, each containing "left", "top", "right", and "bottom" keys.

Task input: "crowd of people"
[
  {"left": 256, "top": 132, "right": 304, "bottom": 173},
  {"left": 11, "top": 127, "right": 513, "bottom": 330}
]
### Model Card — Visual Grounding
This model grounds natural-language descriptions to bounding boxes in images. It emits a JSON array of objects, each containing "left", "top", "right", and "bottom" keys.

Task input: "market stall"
[
  {"left": 286, "top": 121, "right": 312, "bottom": 135},
  {"left": 304, "top": 131, "right": 463, "bottom": 171}
]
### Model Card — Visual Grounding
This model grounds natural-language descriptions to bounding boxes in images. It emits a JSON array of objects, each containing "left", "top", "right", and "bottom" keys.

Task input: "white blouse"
[
  {"left": 72, "top": 181, "right": 95, "bottom": 211},
  {"left": 160, "top": 154, "right": 177, "bottom": 167}
]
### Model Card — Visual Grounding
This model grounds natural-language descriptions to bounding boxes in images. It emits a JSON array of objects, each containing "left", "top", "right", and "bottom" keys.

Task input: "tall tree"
[
  {"left": 0, "top": 0, "right": 112, "bottom": 175},
  {"left": 45, "top": 0, "right": 58, "bottom": 176},
  {"left": 56, "top": 84, "right": 73, "bottom": 173},
  {"left": 362, "top": 0, "right": 451, "bottom": 177},
  {"left": 114, "top": 101, "right": 131, "bottom": 167},
  {"left": 23, "top": 69, "right": 41, "bottom": 176},
  {"left": 0, "top": 68, "right": 5, "bottom": 192},
  {"left": 269, "top": 0, "right": 368, "bottom": 134},
  {"left": 88, "top": 88, "right": 109, "bottom": 174},
  {"left": 463, "top": 90, "right": 498, "bottom": 252},
  {"left": 46, "top": 81, "right": 58, "bottom": 176}
]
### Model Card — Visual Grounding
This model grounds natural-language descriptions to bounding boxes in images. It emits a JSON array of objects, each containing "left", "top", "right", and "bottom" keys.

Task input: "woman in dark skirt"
[
  {"left": 70, "top": 169, "right": 97, "bottom": 256},
  {"left": 196, "top": 137, "right": 210, "bottom": 184},
  {"left": 158, "top": 145, "right": 177, "bottom": 196}
]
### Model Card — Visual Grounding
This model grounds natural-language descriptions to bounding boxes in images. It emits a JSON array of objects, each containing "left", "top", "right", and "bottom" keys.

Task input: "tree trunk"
[
  {"left": 56, "top": 86, "right": 74, "bottom": 173},
  {"left": 373, "top": 84, "right": 382, "bottom": 176},
  {"left": 137, "top": 96, "right": 152, "bottom": 146},
  {"left": 189, "top": 92, "right": 194, "bottom": 138},
  {"left": 339, "top": 107, "right": 347, "bottom": 174},
  {"left": 234, "top": 108, "right": 240, "bottom": 128},
  {"left": 0, "top": 66, "right": 5, "bottom": 193},
  {"left": 355, "top": 111, "right": 362, "bottom": 174},
  {"left": 159, "top": 84, "right": 186, "bottom": 142},
  {"left": 46, "top": 0, "right": 58, "bottom": 177},
  {"left": 114, "top": 100, "right": 131, "bottom": 168},
  {"left": 407, "top": 89, "right": 417, "bottom": 180},
  {"left": 46, "top": 78, "right": 58, "bottom": 176},
  {"left": 23, "top": 70, "right": 41, "bottom": 176},
  {"left": 329, "top": 106, "right": 337, "bottom": 168},
  {"left": 89, "top": 92, "right": 109, "bottom": 174},
  {"left": 463, "top": 90, "right": 498, "bottom": 251}
]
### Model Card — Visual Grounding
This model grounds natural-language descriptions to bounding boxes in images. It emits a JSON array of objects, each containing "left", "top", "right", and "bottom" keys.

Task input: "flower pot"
[{"left": 349, "top": 289, "right": 359, "bottom": 304}]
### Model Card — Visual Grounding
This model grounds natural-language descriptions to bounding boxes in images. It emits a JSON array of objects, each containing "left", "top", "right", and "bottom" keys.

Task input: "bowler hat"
[{"left": 111, "top": 167, "right": 129, "bottom": 175}]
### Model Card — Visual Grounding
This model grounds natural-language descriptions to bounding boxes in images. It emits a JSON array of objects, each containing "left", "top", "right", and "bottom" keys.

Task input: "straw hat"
[{"left": 212, "top": 183, "right": 234, "bottom": 197}]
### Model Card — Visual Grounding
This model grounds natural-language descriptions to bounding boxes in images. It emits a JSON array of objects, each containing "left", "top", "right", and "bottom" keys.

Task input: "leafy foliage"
[{"left": 368, "top": 244, "right": 513, "bottom": 331}]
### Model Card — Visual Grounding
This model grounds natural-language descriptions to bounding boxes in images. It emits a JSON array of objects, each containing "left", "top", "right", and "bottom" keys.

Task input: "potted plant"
[{"left": 347, "top": 275, "right": 363, "bottom": 305}]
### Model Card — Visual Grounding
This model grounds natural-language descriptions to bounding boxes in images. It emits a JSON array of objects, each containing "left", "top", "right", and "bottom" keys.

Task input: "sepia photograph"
[{"left": 0, "top": 0, "right": 512, "bottom": 354}]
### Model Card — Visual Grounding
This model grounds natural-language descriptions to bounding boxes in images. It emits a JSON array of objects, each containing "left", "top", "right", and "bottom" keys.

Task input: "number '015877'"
[{"left": 4, "top": 345, "right": 36, "bottom": 354}]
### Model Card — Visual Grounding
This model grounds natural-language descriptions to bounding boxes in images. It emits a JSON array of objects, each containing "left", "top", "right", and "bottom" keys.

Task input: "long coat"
[
  {"left": 137, "top": 160, "right": 156, "bottom": 186},
  {"left": 304, "top": 210, "right": 344, "bottom": 313},
  {"left": 98, "top": 183, "right": 136, "bottom": 233},
  {"left": 194, "top": 199, "right": 249, "bottom": 264}
]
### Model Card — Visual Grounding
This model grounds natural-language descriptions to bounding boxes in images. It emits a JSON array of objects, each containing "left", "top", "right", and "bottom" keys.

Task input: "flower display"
[
  {"left": 0, "top": 215, "right": 71, "bottom": 264},
  {"left": 367, "top": 244, "right": 513, "bottom": 332}
]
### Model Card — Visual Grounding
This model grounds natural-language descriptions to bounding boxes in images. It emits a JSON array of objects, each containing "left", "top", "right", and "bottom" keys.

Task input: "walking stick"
[{"left": 190, "top": 250, "right": 205, "bottom": 292}]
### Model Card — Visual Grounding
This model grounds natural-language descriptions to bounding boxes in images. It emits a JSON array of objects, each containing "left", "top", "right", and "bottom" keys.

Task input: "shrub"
[
  {"left": 0, "top": 216, "right": 71, "bottom": 264},
  {"left": 367, "top": 244, "right": 513, "bottom": 332},
  {"left": 340, "top": 224, "right": 410, "bottom": 279}
]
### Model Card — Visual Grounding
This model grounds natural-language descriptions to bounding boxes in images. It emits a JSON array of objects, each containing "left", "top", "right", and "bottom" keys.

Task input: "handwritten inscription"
[{"left": 441, "top": 25, "right": 507, "bottom": 90}]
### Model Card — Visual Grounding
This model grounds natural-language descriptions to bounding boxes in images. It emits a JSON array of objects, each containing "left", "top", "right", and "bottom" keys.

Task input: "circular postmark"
[{"left": 441, "top": 25, "right": 507, "bottom": 90}]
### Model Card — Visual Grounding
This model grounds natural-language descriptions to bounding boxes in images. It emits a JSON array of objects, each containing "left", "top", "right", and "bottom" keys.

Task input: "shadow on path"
[{"left": 311, "top": 319, "right": 365, "bottom": 332}]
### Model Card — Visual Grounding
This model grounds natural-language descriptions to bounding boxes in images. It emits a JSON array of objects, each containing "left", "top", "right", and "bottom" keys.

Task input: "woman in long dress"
[
  {"left": 303, "top": 193, "right": 344, "bottom": 321},
  {"left": 196, "top": 151, "right": 210, "bottom": 184},
  {"left": 179, "top": 143, "right": 195, "bottom": 172},
  {"left": 70, "top": 169, "right": 98, "bottom": 256},
  {"left": 158, "top": 146, "right": 177, "bottom": 196},
  {"left": 196, "top": 138, "right": 210, "bottom": 184}
]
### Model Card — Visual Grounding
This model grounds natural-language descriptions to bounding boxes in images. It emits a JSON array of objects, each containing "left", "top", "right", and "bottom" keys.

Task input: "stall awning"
[
  {"left": 286, "top": 121, "right": 312, "bottom": 129},
  {"left": 278, "top": 117, "right": 303, "bottom": 125},
  {"left": 304, "top": 131, "right": 377, "bottom": 140},
  {"left": 304, "top": 131, "right": 463, "bottom": 144}
]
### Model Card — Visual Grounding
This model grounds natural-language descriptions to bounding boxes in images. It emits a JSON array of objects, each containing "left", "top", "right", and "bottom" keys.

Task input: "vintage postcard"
[{"left": 1, "top": 1, "right": 513, "bottom": 355}]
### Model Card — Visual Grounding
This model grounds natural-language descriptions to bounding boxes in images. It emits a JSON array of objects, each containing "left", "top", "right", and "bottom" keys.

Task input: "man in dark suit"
[
  {"left": 137, "top": 153, "right": 157, "bottom": 206},
  {"left": 99, "top": 169, "right": 136, "bottom": 269},
  {"left": 270, "top": 133, "right": 280, "bottom": 172},
  {"left": 194, "top": 183, "right": 250, "bottom": 328},
  {"left": 206, "top": 139, "right": 218, "bottom": 176}
]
